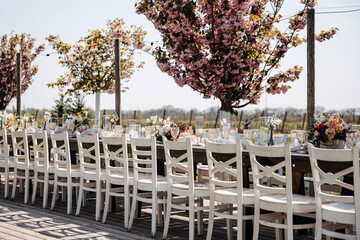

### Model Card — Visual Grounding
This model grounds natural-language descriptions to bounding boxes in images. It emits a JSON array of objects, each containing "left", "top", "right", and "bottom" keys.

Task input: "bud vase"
[{"left": 267, "top": 128, "right": 275, "bottom": 146}]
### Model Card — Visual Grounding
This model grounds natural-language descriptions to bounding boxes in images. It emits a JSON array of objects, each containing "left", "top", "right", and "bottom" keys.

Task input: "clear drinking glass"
[
  {"left": 208, "top": 128, "right": 219, "bottom": 142},
  {"left": 295, "top": 130, "right": 307, "bottom": 147},
  {"left": 31, "top": 121, "right": 39, "bottom": 131},
  {"left": 259, "top": 116, "right": 271, "bottom": 145},
  {"left": 129, "top": 124, "right": 141, "bottom": 138},
  {"left": 243, "top": 129, "right": 253, "bottom": 142},
  {"left": 144, "top": 125, "right": 154, "bottom": 138},
  {"left": 222, "top": 126, "right": 231, "bottom": 141},
  {"left": 195, "top": 116, "right": 204, "bottom": 135},
  {"left": 252, "top": 129, "right": 261, "bottom": 144},
  {"left": 188, "top": 126, "right": 193, "bottom": 136},
  {"left": 170, "top": 126, "right": 180, "bottom": 141},
  {"left": 114, "top": 125, "right": 123, "bottom": 136},
  {"left": 346, "top": 133, "right": 359, "bottom": 148}
]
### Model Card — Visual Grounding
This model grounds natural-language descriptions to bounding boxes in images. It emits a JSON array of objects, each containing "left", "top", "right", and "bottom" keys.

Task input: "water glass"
[
  {"left": 144, "top": 125, "right": 154, "bottom": 138},
  {"left": 295, "top": 130, "right": 307, "bottom": 146},
  {"left": 31, "top": 121, "right": 39, "bottom": 131},
  {"left": 346, "top": 133, "right": 359, "bottom": 148},
  {"left": 208, "top": 128, "right": 219, "bottom": 142},
  {"left": 252, "top": 129, "right": 261, "bottom": 144},
  {"left": 129, "top": 124, "right": 141, "bottom": 138},
  {"left": 170, "top": 126, "right": 180, "bottom": 141},
  {"left": 195, "top": 116, "right": 204, "bottom": 135},
  {"left": 243, "top": 129, "right": 253, "bottom": 142},
  {"left": 188, "top": 126, "right": 193, "bottom": 136},
  {"left": 259, "top": 116, "right": 271, "bottom": 145},
  {"left": 114, "top": 125, "right": 123, "bottom": 136},
  {"left": 222, "top": 126, "right": 231, "bottom": 141},
  {"left": 92, "top": 124, "right": 101, "bottom": 134},
  {"left": 229, "top": 128, "right": 238, "bottom": 142}
]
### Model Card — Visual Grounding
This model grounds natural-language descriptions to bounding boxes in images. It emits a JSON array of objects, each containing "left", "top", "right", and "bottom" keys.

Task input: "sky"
[{"left": 1, "top": 0, "right": 360, "bottom": 112}]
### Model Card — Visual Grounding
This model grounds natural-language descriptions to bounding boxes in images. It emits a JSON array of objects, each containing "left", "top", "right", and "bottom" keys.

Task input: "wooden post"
[
  {"left": 133, "top": 110, "right": 137, "bottom": 119},
  {"left": 115, "top": 39, "right": 121, "bottom": 124},
  {"left": 214, "top": 109, "right": 220, "bottom": 128},
  {"left": 189, "top": 110, "right": 193, "bottom": 125},
  {"left": 16, "top": 52, "right": 21, "bottom": 116},
  {"left": 162, "top": 109, "right": 166, "bottom": 121},
  {"left": 301, "top": 113, "right": 306, "bottom": 130},
  {"left": 261, "top": 110, "right": 265, "bottom": 117},
  {"left": 281, "top": 111, "right": 287, "bottom": 133},
  {"left": 307, "top": 8, "right": 315, "bottom": 129}
]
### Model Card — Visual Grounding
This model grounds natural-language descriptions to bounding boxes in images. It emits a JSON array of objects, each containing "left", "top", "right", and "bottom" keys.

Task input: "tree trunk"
[{"left": 95, "top": 92, "right": 101, "bottom": 123}]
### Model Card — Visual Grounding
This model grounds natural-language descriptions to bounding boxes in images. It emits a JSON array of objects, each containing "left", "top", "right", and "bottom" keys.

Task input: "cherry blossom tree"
[
  {"left": 46, "top": 18, "right": 147, "bottom": 121},
  {"left": 0, "top": 33, "right": 45, "bottom": 110},
  {"left": 136, "top": 0, "right": 337, "bottom": 116}
]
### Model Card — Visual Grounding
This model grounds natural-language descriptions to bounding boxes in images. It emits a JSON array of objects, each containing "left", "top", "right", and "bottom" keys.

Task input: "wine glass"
[
  {"left": 48, "top": 122, "right": 57, "bottom": 132},
  {"left": 67, "top": 121, "right": 75, "bottom": 132},
  {"left": 346, "top": 133, "right": 359, "bottom": 148},
  {"left": 195, "top": 116, "right": 204, "bottom": 135},
  {"left": 170, "top": 126, "right": 180, "bottom": 141},
  {"left": 222, "top": 126, "right": 231, "bottom": 141}
]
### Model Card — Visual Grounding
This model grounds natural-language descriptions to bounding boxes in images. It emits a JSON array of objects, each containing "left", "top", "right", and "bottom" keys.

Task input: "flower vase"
[
  {"left": 267, "top": 128, "right": 275, "bottom": 146},
  {"left": 320, "top": 139, "right": 346, "bottom": 149}
]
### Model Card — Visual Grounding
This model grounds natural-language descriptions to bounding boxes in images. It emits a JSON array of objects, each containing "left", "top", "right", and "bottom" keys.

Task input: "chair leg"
[
  {"left": 124, "top": 185, "right": 130, "bottom": 229},
  {"left": 43, "top": 176, "right": 49, "bottom": 209},
  {"left": 237, "top": 204, "right": 243, "bottom": 240},
  {"left": 61, "top": 186, "right": 66, "bottom": 202},
  {"left": 4, "top": 168, "right": 9, "bottom": 199},
  {"left": 11, "top": 172, "right": 17, "bottom": 200},
  {"left": 128, "top": 187, "right": 138, "bottom": 231},
  {"left": 95, "top": 180, "right": 101, "bottom": 222},
  {"left": 226, "top": 204, "right": 233, "bottom": 240},
  {"left": 151, "top": 190, "right": 157, "bottom": 237},
  {"left": 162, "top": 189, "right": 172, "bottom": 239},
  {"left": 51, "top": 183, "right": 58, "bottom": 211},
  {"left": 253, "top": 200, "right": 260, "bottom": 240},
  {"left": 24, "top": 171, "right": 30, "bottom": 204},
  {"left": 31, "top": 176, "right": 38, "bottom": 205},
  {"left": 75, "top": 178, "right": 84, "bottom": 216},
  {"left": 189, "top": 197, "right": 195, "bottom": 240},
  {"left": 197, "top": 198, "right": 204, "bottom": 235},
  {"left": 102, "top": 181, "right": 110, "bottom": 224},
  {"left": 67, "top": 183, "right": 72, "bottom": 215},
  {"left": 286, "top": 212, "right": 293, "bottom": 240},
  {"left": 206, "top": 195, "right": 215, "bottom": 240}
]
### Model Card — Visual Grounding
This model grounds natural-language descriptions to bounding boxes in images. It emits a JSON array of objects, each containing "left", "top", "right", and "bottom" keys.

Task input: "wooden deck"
[{"left": 0, "top": 184, "right": 321, "bottom": 240}]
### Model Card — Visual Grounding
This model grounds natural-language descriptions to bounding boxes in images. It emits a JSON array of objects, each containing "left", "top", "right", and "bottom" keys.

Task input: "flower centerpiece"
[
  {"left": 70, "top": 110, "right": 92, "bottom": 133},
  {"left": 266, "top": 115, "right": 282, "bottom": 146},
  {"left": 104, "top": 112, "right": 119, "bottom": 131},
  {"left": 308, "top": 113, "right": 350, "bottom": 148},
  {"left": 151, "top": 116, "right": 190, "bottom": 141},
  {"left": 0, "top": 111, "right": 15, "bottom": 131}
]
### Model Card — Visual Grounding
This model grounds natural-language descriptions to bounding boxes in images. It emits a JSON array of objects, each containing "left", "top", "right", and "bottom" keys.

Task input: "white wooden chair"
[
  {"left": 75, "top": 133, "right": 106, "bottom": 221},
  {"left": 162, "top": 137, "right": 209, "bottom": 240},
  {"left": 308, "top": 144, "right": 360, "bottom": 240},
  {"left": 101, "top": 134, "right": 132, "bottom": 228},
  {"left": 205, "top": 140, "right": 254, "bottom": 240},
  {"left": 249, "top": 142, "right": 316, "bottom": 240},
  {"left": 50, "top": 131, "right": 81, "bottom": 214},
  {"left": 128, "top": 136, "right": 167, "bottom": 237},
  {"left": 0, "top": 128, "right": 14, "bottom": 198},
  {"left": 31, "top": 130, "right": 54, "bottom": 208},
  {"left": 11, "top": 130, "right": 34, "bottom": 204}
]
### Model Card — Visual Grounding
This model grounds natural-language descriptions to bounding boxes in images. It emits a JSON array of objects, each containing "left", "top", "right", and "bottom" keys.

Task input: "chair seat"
[
  {"left": 260, "top": 194, "right": 316, "bottom": 213},
  {"left": 137, "top": 176, "right": 168, "bottom": 191},
  {"left": 215, "top": 187, "right": 255, "bottom": 205},
  {"left": 172, "top": 181, "right": 210, "bottom": 197},
  {"left": 322, "top": 202, "right": 355, "bottom": 225}
]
